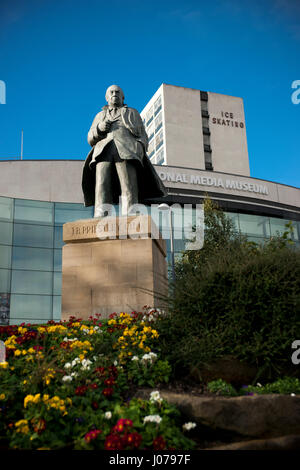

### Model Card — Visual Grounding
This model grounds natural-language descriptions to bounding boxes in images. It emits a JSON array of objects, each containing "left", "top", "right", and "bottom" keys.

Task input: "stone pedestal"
[{"left": 61, "top": 215, "right": 168, "bottom": 320}]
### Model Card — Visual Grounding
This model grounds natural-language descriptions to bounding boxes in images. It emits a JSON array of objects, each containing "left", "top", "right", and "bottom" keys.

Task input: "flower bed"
[{"left": 0, "top": 308, "right": 196, "bottom": 450}]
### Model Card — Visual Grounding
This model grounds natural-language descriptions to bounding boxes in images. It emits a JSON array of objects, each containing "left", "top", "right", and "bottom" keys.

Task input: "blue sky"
[{"left": 0, "top": 0, "right": 299, "bottom": 187}]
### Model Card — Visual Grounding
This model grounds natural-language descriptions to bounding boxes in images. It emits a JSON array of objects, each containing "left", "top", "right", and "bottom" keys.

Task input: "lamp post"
[{"left": 158, "top": 203, "right": 175, "bottom": 282}]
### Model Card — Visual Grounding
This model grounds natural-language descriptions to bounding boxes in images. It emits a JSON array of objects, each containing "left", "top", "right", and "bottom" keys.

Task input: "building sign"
[
  {"left": 211, "top": 110, "right": 244, "bottom": 128},
  {"left": 158, "top": 171, "right": 269, "bottom": 195}
]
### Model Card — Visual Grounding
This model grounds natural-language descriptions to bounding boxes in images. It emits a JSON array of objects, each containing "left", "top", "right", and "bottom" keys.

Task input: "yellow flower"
[
  {"left": 24, "top": 393, "right": 41, "bottom": 408},
  {"left": 0, "top": 362, "right": 8, "bottom": 369},
  {"left": 15, "top": 419, "right": 29, "bottom": 434},
  {"left": 18, "top": 327, "right": 27, "bottom": 334},
  {"left": 14, "top": 350, "right": 21, "bottom": 357},
  {"left": 0, "top": 393, "right": 5, "bottom": 400}
]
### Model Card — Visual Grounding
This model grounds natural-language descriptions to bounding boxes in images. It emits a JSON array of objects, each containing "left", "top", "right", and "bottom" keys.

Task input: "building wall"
[
  {"left": 208, "top": 92, "right": 250, "bottom": 176},
  {"left": 162, "top": 84, "right": 206, "bottom": 170},
  {"left": 141, "top": 83, "right": 250, "bottom": 176}
]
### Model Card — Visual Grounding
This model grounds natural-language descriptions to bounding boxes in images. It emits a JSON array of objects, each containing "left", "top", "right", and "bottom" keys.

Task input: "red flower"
[
  {"left": 92, "top": 401, "right": 99, "bottom": 410},
  {"left": 75, "top": 385, "right": 88, "bottom": 396},
  {"left": 153, "top": 436, "right": 166, "bottom": 450},
  {"left": 104, "top": 377, "right": 116, "bottom": 387},
  {"left": 122, "top": 432, "right": 142, "bottom": 449},
  {"left": 33, "top": 418, "right": 46, "bottom": 434},
  {"left": 108, "top": 366, "right": 118, "bottom": 377},
  {"left": 89, "top": 383, "right": 98, "bottom": 389},
  {"left": 112, "top": 418, "right": 133, "bottom": 433},
  {"left": 102, "top": 387, "right": 114, "bottom": 397},
  {"left": 84, "top": 429, "right": 102, "bottom": 443},
  {"left": 104, "top": 433, "right": 124, "bottom": 450}
]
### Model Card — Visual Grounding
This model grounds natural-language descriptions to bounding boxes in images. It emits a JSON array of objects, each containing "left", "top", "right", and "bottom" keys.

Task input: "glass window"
[
  {"left": 12, "top": 246, "right": 53, "bottom": 271},
  {"left": 54, "top": 226, "right": 64, "bottom": 248},
  {"left": 54, "top": 203, "right": 93, "bottom": 225},
  {"left": 201, "top": 100, "right": 208, "bottom": 112},
  {"left": 203, "top": 134, "right": 210, "bottom": 146},
  {"left": 0, "top": 221, "right": 13, "bottom": 245},
  {"left": 54, "top": 249, "right": 62, "bottom": 272},
  {"left": 14, "top": 199, "right": 53, "bottom": 225},
  {"left": 0, "top": 245, "right": 12, "bottom": 268},
  {"left": 270, "top": 217, "right": 298, "bottom": 239},
  {"left": 10, "top": 294, "right": 52, "bottom": 321},
  {"left": 156, "top": 148, "right": 164, "bottom": 165},
  {"left": 202, "top": 116, "right": 209, "bottom": 127},
  {"left": 155, "top": 113, "right": 162, "bottom": 131},
  {"left": 154, "top": 96, "right": 162, "bottom": 116},
  {"left": 0, "top": 269, "right": 11, "bottom": 292},
  {"left": 53, "top": 296, "right": 61, "bottom": 320},
  {"left": 238, "top": 214, "right": 271, "bottom": 238},
  {"left": 225, "top": 212, "right": 240, "bottom": 232},
  {"left": 53, "top": 272, "right": 62, "bottom": 295},
  {"left": 155, "top": 130, "right": 163, "bottom": 151},
  {"left": 147, "top": 140, "right": 155, "bottom": 157},
  {"left": 147, "top": 122, "right": 154, "bottom": 141},
  {"left": 11, "top": 270, "right": 53, "bottom": 295},
  {"left": 146, "top": 107, "right": 153, "bottom": 125},
  {"left": 0, "top": 197, "right": 13, "bottom": 221},
  {"left": 13, "top": 223, "right": 54, "bottom": 248}
]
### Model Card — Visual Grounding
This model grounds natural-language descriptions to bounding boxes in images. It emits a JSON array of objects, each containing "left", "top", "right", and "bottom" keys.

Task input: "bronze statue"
[{"left": 82, "top": 85, "right": 166, "bottom": 216}]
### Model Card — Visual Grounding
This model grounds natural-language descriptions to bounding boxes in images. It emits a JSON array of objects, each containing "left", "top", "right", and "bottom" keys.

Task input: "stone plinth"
[{"left": 61, "top": 215, "right": 168, "bottom": 320}]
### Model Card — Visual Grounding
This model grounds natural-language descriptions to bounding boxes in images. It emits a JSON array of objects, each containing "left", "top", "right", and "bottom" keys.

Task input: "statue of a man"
[{"left": 82, "top": 85, "right": 166, "bottom": 216}]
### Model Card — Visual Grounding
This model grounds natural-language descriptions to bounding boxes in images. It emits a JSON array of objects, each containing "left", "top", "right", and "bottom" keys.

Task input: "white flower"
[
  {"left": 81, "top": 358, "right": 92, "bottom": 370},
  {"left": 71, "top": 358, "right": 81, "bottom": 367},
  {"left": 62, "top": 375, "right": 73, "bottom": 382},
  {"left": 104, "top": 411, "right": 112, "bottom": 419},
  {"left": 71, "top": 372, "right": 78, "bottom": 378},
  {"left": 150, "top": 391, "right": 163, "bottom": 404},
  {"left": 64, "top": 362, "right": 72, "bottom": 369},
  {"left": 81, "top": 328, "right": 90, "bottom": 335},
  {"left": 141, "top": 352, "right": 157, "bottom": 364},
  {"left": 143, "top": 415, "right": 162, "bottom": 424},
  {"left": 291, "top": 393, "right": 296, "bottom": 397},
  {"left": 131, "top": 356, "right": 139, "bottom": 361},
  {"left": 256, "top": 382, "right": 262, "bottom": 387},
  {"left": 114, "top": 360, "right": 118, "bottom": 366},
  {"left": 182, "top": 422, "right": 197, "bottom": 431}
]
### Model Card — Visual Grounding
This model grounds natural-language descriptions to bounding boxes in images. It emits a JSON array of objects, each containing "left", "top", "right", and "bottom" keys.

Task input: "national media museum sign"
[{"left": 158, "top": 170, "right": 269, "bottom": 195}]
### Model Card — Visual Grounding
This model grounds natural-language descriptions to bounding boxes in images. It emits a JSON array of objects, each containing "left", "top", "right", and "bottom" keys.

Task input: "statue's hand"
[{"left": 98, "top": 120, "right": 111, "bottom": 133}]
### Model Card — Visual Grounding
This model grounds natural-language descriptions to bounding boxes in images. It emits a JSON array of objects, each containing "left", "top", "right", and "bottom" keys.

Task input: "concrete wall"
[
  {"left": 0, "top": 161, "right": 299, "bottom": 215},
  {"left": 162, "top": 84, "right": 206, "bottom": 170},
  {"left": 208, "top": 92, "right": 250, "bottom": 176}
]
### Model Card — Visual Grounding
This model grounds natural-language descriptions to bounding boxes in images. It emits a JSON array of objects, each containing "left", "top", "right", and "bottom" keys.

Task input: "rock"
[
  {"left": 135, "top": 389, "right": 300, "bottom": 438},
  {"left": 208, "top": 434, "right": 300, "bottom": 450},
  {"left": 189, "top": 355, "right": 258, "bottom": 387}
]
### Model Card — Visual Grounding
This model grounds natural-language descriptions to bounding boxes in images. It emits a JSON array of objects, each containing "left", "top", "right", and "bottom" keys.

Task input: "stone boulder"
[{"left": 135, "top": 389, "right": 300, "bottom": 439}]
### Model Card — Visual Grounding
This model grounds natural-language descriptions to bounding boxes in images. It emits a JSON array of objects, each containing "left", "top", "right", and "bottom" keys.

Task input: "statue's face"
[{"left": 105, "top": 85, "right": 124, "bottom": 108}]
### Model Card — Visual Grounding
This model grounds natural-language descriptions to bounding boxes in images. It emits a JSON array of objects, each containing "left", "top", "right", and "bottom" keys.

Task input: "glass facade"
[
  {"left": 0, "top": 195, "right": 299, "bottom": 325},
  {"left": 142, "top": 95, "right": 165, "bottom": 166}
]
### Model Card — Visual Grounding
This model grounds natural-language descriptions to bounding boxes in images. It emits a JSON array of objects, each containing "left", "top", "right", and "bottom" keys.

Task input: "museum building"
[{"left": 0, "top": 84, "right": 299, "bottom": 325}]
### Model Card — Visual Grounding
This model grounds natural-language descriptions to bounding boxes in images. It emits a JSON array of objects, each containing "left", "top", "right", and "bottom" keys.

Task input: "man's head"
[{"left": 105, "top": 85, "right": 124, "bottom": 108}]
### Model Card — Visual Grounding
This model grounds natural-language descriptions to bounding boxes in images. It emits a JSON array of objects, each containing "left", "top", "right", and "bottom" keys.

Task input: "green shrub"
[
  {"left": 207, "top": 379, "right": 238, "bottom": 397},
  {"left": 241, "top": 377, "right": 300, "bottom": 395},
  {"left": 157, "top": 199, "right": 300, "bottom": 382}
]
